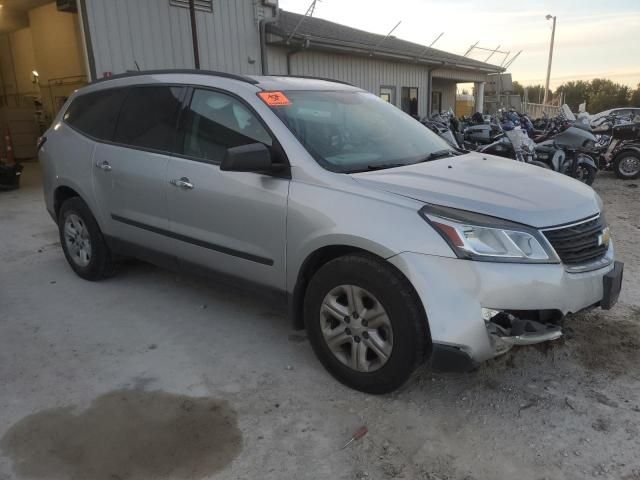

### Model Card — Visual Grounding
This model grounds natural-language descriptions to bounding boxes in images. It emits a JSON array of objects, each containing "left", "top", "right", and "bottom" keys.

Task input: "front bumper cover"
[{"left": 388, "top": 248, "right": 616, "bottom": 364}]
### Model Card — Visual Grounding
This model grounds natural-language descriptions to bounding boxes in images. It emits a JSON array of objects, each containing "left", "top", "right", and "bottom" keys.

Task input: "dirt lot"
[{"left": 1, "top": 163, "right": 640, "bottom": 480}]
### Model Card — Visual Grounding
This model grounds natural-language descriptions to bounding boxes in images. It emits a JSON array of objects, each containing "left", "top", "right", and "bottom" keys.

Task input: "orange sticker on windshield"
[{"left": 258, "top": 91, "right": 292, "bottom": 107}]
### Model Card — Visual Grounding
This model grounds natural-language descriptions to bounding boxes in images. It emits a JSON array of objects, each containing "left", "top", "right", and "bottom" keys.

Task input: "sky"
[{"left": 278, "top": 0, "right": 640, "bottom": 90}]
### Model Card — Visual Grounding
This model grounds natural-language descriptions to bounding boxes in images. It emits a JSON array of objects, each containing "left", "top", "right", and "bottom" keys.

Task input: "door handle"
[
  {"left": 95, "top": 160, "right": 112, "bottom": 171},
  {"left": 170, "top": 177, "right": 194, "bottom": 189}
]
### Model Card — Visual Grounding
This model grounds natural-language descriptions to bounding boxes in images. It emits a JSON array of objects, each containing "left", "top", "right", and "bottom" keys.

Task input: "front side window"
[
  {"left": 114, "top": 86, "right": 184, "bottom": 152},
  {"left": 267, "top": 90, "right": 453, "bottom": 173},
  {"left": 180, "top": 89, "right": 272, "bottom": 163},
  {"left": 64, "top": 88, "right": 128, "bottom": 141}
]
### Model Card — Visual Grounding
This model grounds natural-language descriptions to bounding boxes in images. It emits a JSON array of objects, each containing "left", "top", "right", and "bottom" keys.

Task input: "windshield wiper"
[
  {"left": 417, "top": 149, "right": 459, "bottom": 162},
  {"left": 366, "top": 163, "right": 408, "bottom": 171},
  {"left": 357, "top": 149, "right": 460, "bottom": 172}
]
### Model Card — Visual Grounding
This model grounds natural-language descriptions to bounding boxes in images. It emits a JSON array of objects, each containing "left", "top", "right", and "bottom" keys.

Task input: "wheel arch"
[
  {"left": 288, "top": 244, "right": 430, "bottom": 342},
  {"left": 54, "top": 185, "right": 83, "bottom": 219}
]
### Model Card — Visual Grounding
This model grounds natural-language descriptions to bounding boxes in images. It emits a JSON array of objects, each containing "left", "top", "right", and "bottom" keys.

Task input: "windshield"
[{"left": 267, "top": 90, "right": 455, "bottom": 173}]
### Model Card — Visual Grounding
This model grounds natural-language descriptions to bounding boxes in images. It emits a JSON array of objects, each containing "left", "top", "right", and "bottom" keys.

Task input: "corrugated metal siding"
[
  {"left": 433, "top": 68, "right": 488, "bottom": 83},
  {"left": 432, "top": 79, "right": 457, "bottom": 113},
  {"left": 266, "top": 46, "right": 430, "bottom": 117},
  {"left": 84, "top": 0, "right": 272, "bottom": 76}
]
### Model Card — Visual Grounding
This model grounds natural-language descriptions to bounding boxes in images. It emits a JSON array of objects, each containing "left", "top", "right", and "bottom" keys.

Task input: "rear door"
[
  {"left": 166, "top": 87, "right": 289, "bottom": 289},
  {"left": 92, "top": 85, "right": 185, "bottom": 252}
]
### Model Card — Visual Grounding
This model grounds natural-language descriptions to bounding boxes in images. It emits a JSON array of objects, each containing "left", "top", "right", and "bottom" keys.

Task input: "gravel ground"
[{"left": 1, "top": 163, "right": 639, "bottom": 480}]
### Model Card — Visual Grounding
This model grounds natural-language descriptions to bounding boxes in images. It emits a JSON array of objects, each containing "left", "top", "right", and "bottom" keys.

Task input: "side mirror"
[{"left": 221, "top": 143, "right": 272, "bottom": 172}]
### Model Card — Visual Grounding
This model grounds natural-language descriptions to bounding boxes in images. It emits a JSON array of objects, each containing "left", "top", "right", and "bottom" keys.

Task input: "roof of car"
[
  {"left": 249, "top": 75, "right": 361, "bottom": 91},
  {"left": 88, "top": 70, "right": 360, "bottom": 91}
]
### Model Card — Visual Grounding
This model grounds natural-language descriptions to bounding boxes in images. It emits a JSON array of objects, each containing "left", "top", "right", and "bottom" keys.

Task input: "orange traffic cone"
[{"left": 4, "top": 127, "right": 15, "bottom": 166}]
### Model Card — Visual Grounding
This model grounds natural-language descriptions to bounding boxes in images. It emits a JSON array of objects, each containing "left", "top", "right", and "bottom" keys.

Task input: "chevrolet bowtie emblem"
[{"left": 598, "top": 227, "right": 611, "bottom": 247}]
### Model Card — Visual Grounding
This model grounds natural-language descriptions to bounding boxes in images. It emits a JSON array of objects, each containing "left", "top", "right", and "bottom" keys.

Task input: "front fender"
[
  {"left": 615, "top": 146, "right": 640, "bottom": 159},
  {"left": 577, "top": 154, "right": 598, "bottom": 170}
]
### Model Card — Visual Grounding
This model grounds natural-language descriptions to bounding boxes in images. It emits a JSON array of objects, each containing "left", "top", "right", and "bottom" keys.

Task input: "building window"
[
  {"left": 431, "top": 91, "right": 442, "bottom": 115},
  {"left": 380, "top": 86, "right": 395, "bottom": 105},
  {"left": 169, "top": 0, "right": 213, "bottom": 12},
  {"left": 401, "top": 87, "right": 418, "bottom": 117}
]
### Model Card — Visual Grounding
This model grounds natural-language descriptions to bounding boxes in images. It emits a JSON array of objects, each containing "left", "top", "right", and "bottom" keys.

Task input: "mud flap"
[{"left": 602, "top": 261, "right": 623, "bottom": 310}]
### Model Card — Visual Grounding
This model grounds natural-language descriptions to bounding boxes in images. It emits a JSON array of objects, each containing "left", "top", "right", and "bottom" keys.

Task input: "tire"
[
  {"left": 304, "top": 253, "right": 430, "bottom": 394},
  {"left": 575, "top": 162, "right": 598, "bottom": 186},
  {"left": 58, "top": 197, "right": 116, "bottom": 281},
  {"left": 613, "top": 151, "right": 640, "bottom": 180}
]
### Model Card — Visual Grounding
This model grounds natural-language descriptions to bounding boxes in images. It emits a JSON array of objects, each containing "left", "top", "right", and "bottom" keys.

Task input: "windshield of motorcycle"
[
  {"left": 264, "top": 90, "right": 453, "bottom": 173},
  {"left": 504, "top": 129, "right": 530, "bottom": 151}
]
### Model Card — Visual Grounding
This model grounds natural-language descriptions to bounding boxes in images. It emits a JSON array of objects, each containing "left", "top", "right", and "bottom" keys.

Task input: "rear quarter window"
[{"left": 63, "top": 88, "right": 128, "bottom": 141}]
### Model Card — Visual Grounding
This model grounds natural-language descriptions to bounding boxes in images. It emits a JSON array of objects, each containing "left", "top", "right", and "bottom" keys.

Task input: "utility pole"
[{"left": 543, "top": 14, "right": 556, "bottom": 105}]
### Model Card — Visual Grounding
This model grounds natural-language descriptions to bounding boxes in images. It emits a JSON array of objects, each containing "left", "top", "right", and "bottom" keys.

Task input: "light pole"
[{"left": 543, "top": 14, "right": 556, "bottom": 105}]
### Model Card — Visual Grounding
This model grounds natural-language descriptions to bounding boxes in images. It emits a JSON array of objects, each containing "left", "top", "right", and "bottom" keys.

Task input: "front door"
[{"left": 166, "top": 88, "right": 289, "bottom": 289}]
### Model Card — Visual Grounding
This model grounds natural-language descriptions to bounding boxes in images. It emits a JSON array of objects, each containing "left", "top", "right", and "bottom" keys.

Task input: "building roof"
[{"left": 267, "top": 10, "right": 503, "bottom": 73}]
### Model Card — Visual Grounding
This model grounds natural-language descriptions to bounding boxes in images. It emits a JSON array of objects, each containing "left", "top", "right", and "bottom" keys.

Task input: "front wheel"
[
  {"left": 574, "top": 162, "right": 598, "bottom": 186},
  {"left": 304, "top": 253, "right": 430, "bottom": 394},
  {"left": 613, "top": 151, "right": 640, "bottom": 180}
]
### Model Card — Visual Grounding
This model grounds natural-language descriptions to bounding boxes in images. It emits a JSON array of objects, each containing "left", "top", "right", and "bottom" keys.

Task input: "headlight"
[{"left": 419, "top": 205, "right": 558, "bottom": 263}]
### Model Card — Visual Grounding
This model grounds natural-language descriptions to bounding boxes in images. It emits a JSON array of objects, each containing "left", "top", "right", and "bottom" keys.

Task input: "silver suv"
[{"left": 39, "top": 71, "right": 623, "bottom": 393}]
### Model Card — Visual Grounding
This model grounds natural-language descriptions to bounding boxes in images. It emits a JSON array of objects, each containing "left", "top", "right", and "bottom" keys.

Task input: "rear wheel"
[
  {"left": 574, "top": 162, "right": 598, "bottom": 186},
  {"left": 304, "top": 253, "right": 429, "bottom": 394},
  {"left": 613, "top": 151, "right": 640, "bottom": 180},
  {"left": 58, "top": 197, "right": 116, "bottom": 280}
]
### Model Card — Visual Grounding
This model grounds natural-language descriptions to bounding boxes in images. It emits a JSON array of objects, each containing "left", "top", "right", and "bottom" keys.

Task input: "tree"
[
  {"left": 587, "top": 78, "right": 631, "bottom": 113},
  {"left": 511, "top": 81, "right": 525, "bottom": 97},
  {"left": 627, "top": 83, "right": 640, "bottom": 107},
  {"left": 555, "top": 80, "right": 590, "bottom": 111},
  {"left": 523, "top": 85, "right": 552, "bottom": 104}
]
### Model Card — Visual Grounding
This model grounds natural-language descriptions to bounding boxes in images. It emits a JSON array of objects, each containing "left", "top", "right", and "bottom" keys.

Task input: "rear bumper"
[{"left": 388, "top": 247, "right": 616, "bottom": 365}]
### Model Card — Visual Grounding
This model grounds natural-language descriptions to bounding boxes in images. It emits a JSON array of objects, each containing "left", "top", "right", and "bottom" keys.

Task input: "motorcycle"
[
  {"left": 588, "top": 113, "right": 640, "bottom": 179},
  {"left": 478, "top": 117, "right": 549, "bottom": 168},
  {"left": 532, "top": 106, "right": 599, "bottom": 185}
]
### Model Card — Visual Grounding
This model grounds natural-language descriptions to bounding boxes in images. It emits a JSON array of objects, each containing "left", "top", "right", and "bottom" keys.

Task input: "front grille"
[{"left": 542, "top": 216, "right": 608, "bottom": 265}]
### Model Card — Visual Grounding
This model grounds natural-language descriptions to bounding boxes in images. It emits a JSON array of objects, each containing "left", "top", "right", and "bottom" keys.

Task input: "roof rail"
[
  {"left": 267, "top": 74, "right": 354, "bottom": 87},
  {"left": 90, "top": 69, "right": 259, "bottom": 85}
]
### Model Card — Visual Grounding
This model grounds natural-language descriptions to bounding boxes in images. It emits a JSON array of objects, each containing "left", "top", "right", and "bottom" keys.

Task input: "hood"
[{"left": 352, "top": 152, "right": 600, "bottom": 228}]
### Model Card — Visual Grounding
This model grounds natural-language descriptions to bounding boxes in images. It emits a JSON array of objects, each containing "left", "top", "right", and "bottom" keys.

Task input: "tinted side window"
[
  {"left": 181, "top": 89, "right": 272, "bottom": 163},
  {"left": 63, "top": 89, "right": 128, "bottom": 141},
  {"left": 114, "top": 86, "right": 184, "bottom": 152}
]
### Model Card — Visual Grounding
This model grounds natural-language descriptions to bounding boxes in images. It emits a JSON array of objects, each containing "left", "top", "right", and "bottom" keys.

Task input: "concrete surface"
[{"left": 1, "top": 163, "right": 640, "bottom": 480}]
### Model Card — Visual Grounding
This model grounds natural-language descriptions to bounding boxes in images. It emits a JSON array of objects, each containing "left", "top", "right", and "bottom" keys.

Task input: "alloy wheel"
[
  {"left": 64, "top": 213, "right": 92, "bottom": 267},
  {"left": 319, "top": 285, "right": 393, "bottom": 372}
]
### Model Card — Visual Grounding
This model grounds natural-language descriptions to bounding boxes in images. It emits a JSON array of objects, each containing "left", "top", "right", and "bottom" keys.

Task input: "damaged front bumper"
[
  {"left": 388, "top": 250, "right": 619, "bottom": 371},
  {"left": 485, "top": 311, "right": 563, "bottom": 356}
]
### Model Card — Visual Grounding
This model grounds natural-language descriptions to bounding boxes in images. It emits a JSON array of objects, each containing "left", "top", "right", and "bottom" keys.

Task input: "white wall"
[
  {"left": 432, "top": 79, "right": 457, "bottom": 114},
  {"left": 0, "top": 28, "right": 41, "bottom": 108},
  {"left": 28, "top": 2, "right": 86, "bottom": 115}
]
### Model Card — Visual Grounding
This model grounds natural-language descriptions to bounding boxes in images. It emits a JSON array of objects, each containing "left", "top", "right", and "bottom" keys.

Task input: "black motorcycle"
[
  {"left": 531, "top": 108, "right": 599, "bottom": 185},
  {"left": 590, "top": 115, "right": 640, "bottom": 179}
]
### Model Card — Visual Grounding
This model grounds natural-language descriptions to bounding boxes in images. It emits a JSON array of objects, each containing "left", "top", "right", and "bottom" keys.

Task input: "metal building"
[
  {"left": 0, "top": 0, "right": 503, "bottom": 125},
  {"left": 79, "top": 0, "right": 503, "bottom": 117}
]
